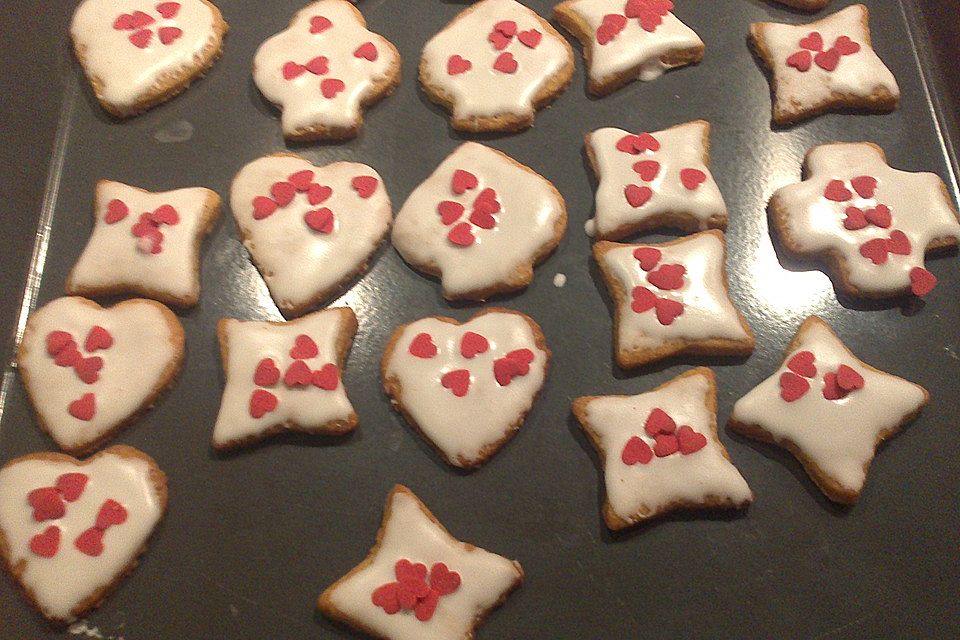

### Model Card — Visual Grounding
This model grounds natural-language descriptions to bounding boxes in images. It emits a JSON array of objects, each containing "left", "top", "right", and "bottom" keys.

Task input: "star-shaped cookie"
[
  {"left": 584, "top": 120, "right": 726, "bottom": 240},
  {"left": 750, "top": 4, "right": 900, "bottom": 125},
  {"left": 554, "top": 0, "right": 705, "bottom": 95},
  {"left": 573, "top": 368, "right": 753, "bottom": 530},
  {"left": 769, "top": 142, "right": 960, "bottom": 299},
  {"left": 729, "top": 316, "right": 928, "bottom": 504},
  {"left": 253, "top": 0, "right": 400, "bottom": 140},
  {"left": 593, "top": 231, "right": 754, "bottom": 368},
  {"left": 318, "top": 485, "right": 523, "bottom": 640},
  {"left": 212, "top": 307, "right": 358, "bottom": 449}
]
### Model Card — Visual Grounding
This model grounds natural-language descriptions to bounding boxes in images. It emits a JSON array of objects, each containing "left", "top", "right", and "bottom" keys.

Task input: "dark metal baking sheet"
[{"left": 1, "top": 1, "right": 958, "bottom": 638}]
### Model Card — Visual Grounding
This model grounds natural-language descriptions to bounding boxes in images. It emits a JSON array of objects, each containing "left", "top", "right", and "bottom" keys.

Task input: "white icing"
[
  {"left": 732, "top": 319, "right": 926, "bottom": 493},
  {"left": 583, "top": 372, "right": 752, "bottom": 522},
  {"left": 774, "top": 143, "right": 960, "bottom": 294},
  {"left": 70, "top": 0, "right": 220, "bottom": 109},
  {"left": 586, "top": 121, "right": 725, "bottom": 239},
  {"left": 253, "top": 0, "right": 399, "bottom": 135},
  {"left": 756, "top": 5, "right": 900, "bottom": 115},
  {"left": 230, "top": 155, "right": 392, "bottom": 314},
  {"left": 0, "top": 450, "right": 163, "bottom": 622},
  {"left": 601, "top": 232, "right": 750, "bottom": 352},
  {"left": 68, "top": 181, "right": 216, "bottom": 303},
  {"left": 392, "top": 142, "right": 564, "bottom": 298},
  {"left": 561, "top": 0, "right": 703, "bottom": 83},
  {"left": 325, "top": 488, "right": 521, "bottom": 640},
  {"left": 384, "top": 312, "right": 547, "bottom": 466},
  {"left": 421, "top": 0, "right": 570, "bottom": 122},
  {"left": 18, "top": 298, "right": 181, "bottom": 453},
  {"left": 552, "top": 273, "right": 566, "bottom": 288},
  {"left": 213, "top": 308, "right": 355, "bottom": 446}
]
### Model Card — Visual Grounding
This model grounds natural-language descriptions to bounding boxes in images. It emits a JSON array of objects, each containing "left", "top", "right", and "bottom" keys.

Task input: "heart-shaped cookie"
[
  {"left": 17, "top": 297, "right": 185, "bottom": 455},
  {"left": 382, "top": 308, "right": 549, "bottom": 468},
  {"left": 70, "top": 0, "right": 228, "bottom": 117},
  {"left": 0, "top": 445, "right": 167, "bottom": 623},
  {"left": 230, "top": 153, "right": 392, "bottom": 317}
]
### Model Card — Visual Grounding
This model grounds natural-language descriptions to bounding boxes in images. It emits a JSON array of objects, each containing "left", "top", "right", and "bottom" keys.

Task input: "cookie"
[
  {"left": 392, "top": 142, "right": 567, "bottom": 301},
  {"left": 749, "top": 4, "right": 899, "bottom": 125},
  {"left": 230, "top": 153, "right": 392, "bottom": 317},
  {"left": 584, "top": 120, "right": 726, "bottom": 240},
  {"left": 65, "top": 180, "right": 220, "bottom": 308},
  {"left": 0, "top": 445, "right": 167, "bottom": 625},
  {"left": 16, "top": 297, "right": 184, "bottom": 456},
  {"left": 554, "top": 0, "right": 704, "bottom": 96},
  {"left": 382, "top": 308, "right": 549, "bottom": 469},
  {"left": 771, "top": 0, "right": 830, "bottom": 11},
  {"left": 769, "top": 142, "right": 960, "bottom": 299},
  {"left": 318, "top": 485, "right": 523, "bottom": 640},
  {"left": 212, "top": 307, "right": 358, "bottom": 449},
  {"left": 419, "top": 0, "right": 574, "bottom": 132},
  {"left": 70, "top": 0, "right": 228, "bottom": 118},
  {"left": 573, "top": 368, "right": 753, "bottom": 530},
  {"left": 593, "top": 231, "right": 754, "bottom": 368},
  {"left": 729, "top": 316, "right": 928, "bottom": 504},
  {"left": 253, "top": 0, "right": 401, "bottom": 141}
]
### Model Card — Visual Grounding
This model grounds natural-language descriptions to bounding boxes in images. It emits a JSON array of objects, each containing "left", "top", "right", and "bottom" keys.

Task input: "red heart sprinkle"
[
  {"left": 787, "top": 350, "right": 817, "bottom": 378},
  {"left": 633, "top": 160, "right": 661, "bottom": 182},
  {"left": 632, "top": 247, "right": 662, "bottom": 271},
  {"left": 910, "top": 267, "right": 937, "bottom": 297},
  {"left": 864, "top": 204, "right": 891, "bottom": 228},
  {"left": 409, "top": 333, "right": 437, "bottom": 358},
  {"left": 284, "top": 360, "right": 313, "bottom": 387},
  {"left": 414, "top": 589, "right": 440, "bottom": 621},
  {"left": 441, "top": 369, "right": 471, "bottom": 397},
  {"left": 75, "top": 356, "right": 103, "bottom": 384},
  {"left": 105, "top": 199, "right": 129, "bottom": 223},
  {"left": 495, "top": 20, "right": 517, "bottom": 36},
  {"left": 621, "top": 435, "right": 653, "bottom": 465},
  {"left": 130, "top": 10, "right": 154, "bottom": 28},
  {"left": 631, "top": 286, "right": 657, "bottom": 313},
  {"left": 859, "top": 238, "right": 889, "bottom": 265},
  {"left": 396, "top": 559, "right": 428, "bottom": 583},
  {"left": 460, "top": 332, "right": 489, "bottom": 359},
  {"left": 824, "top": 179, "right": 852, "bottom": 202},
  {"left": 254, "top": 358, "right": 280, "bottom": 387},
  {"left": 680, "top": 168, "right": 707, "bottom": 190},
  {"left": 493, "top": 52, "right": 518, "bottom": 74},
  {"left": 84, "top": 326, "right": 113, "bottom": 352},
  {"left": 843, "top": 206, "right": 868, "bottom": 230},
  {"left": 30, "top": 526, "right": 61, "bottom": 558},
  {"left": 252, "top": 196, "right": 278, "bottom": 220},
  {"left": 310, "top": 16, "right": 332, "bottom": 34},
  {"left": 677, "top": 425, "right": 707, "bottom": 455},
  {"left": 473, "top": 187, "right": 500, "bottom": 211},
  {"left": 822, "top": 372, "right": 845, "bottom": 400},
  {"left": 55, "top": 346, "right": 82, "bottom": 368},
  {"left": 438, "top": 201, "right": 465, "bottom": 225},
  {"left": 156, "top": 2, "right": 181, "bottom": 19},
  {"left": 113, "top": 14, "right": 135, "bottom": 30},
  {"left": 448, "top": 222, "right": 476, "bottom": 247},
  {"left": 799, "top": 31, "right": 824, "bottom": 51},
  {"left": 74, "top": 527, "right": 105, "bottom": 557},
  {"left": 447, "top": 55, "right": 472, "bottom": 75},
  {"left": 836, "top": 364, "right": 865, "bottom": 392},
  {"left": 151, "top": 204, "right": 179, "bottom": 225},
  {"left": 451, "top": 169, "right": 478, "bottom": 194},
  {"left": 814, "top": 48, "right": 841, "bottom": 71},
  {"left": 518, "top": 29, "right": 542, "bottom": 49},
  {"left": 354, "top": 41, "right": 378, "bottom": 61},
  {"left": 429, "top": 562, "right": 461, "bottom": 596},
  {"left": 249, "top": 389, "right": 278, "bottom": 418},
  {"left": 46, "top": 331, "right": 75, "bottom": 356},
  {"left": 488, "top": 31, "right": 511, "bottom": 50},
  {"left": 372, "top": 582, "right": 401, "bottom": 614},
  {"left": 655, "top": 298, "right": 684, "bottom": 325},
  {"left": 271, "top": 181, "right": 297, "bottom": 206},
  {"left": 129, "top": 29, "right": 153, "bottom": 49},
  {"left": 312, "top": 364, "right": 340, "bottom": 391},
  {"left": 321, "top": 78, "right": 346, "bottom": 99},
  {"left": 647, "top": 263, "right": 686, "bottom": 290},
  {"left": 290, "top": 334, "right": 319, "bottom": 359},
  {"left": 595, "top": 23, "right": 621, "bottom": 45},
  {"left": 850, "top": 175, "right": 878, "bottom": 199},
  {"left": 131, "top": 213, "right": 160, "bottom": 238},
  {"left": 654, "top": 434, "right": 679, "bottom": 457},
  {"left": 506, "top": 348, "right": 535, "bottom": 365},
  {"left": 304, "top": 208, "right": 335, "bottom": 234},
  {"left": 56, "top": 473, "right": 89, "bottom": 502},
  {"left": 158, "top": 26, "right": 183, "bottom": 45},
  {"left": 288, "top": 170, "right": 315, "bottom": 191},
  {"left": 833, "top": 35, "right": 861, "bottom": 56},
  {"left": 493, "top": 358, "right": 525, "bottom": 386},
  {"left": 888, "top": 230, "right": 911, "bottom": 255},
  {"left": 786, "top": 50, "right": 813, "bottom": 72},
  {"left": 28, "top": 487, "right": 65, "bottom": 522},
  {"left": 351, "top": 176, "right": 378, "bottom": 198},
  {"left": 397, "top": 580, "right": 428, "bottom": 609},
  {"left": 779, "top": 371, "right": 810, "bottom": 402},
  {"left": 638, "top": 10, "right": 664, "bottom": 32},
  {"left": 470, "top": 209, "right": 497, "bottom": 229},
  {"left": 306, "top": 55, "right": 329, "bottom": 75},
  {"left": 308, "top": 183, "right": 333, "bottom": 206},
  {"left": 96, "top": 499, "right": 128, "bottom": 529},
  {"left": 644, "top": 407, "right": 676, "bottom": 436},
  {"left": 625, "top": 184, "right": 653, "bottom": 208}
]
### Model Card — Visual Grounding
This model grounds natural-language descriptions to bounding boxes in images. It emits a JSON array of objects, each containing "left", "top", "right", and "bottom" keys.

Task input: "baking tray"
[{"left": 1, "top": 1, "right": 958, "bottom": 638}]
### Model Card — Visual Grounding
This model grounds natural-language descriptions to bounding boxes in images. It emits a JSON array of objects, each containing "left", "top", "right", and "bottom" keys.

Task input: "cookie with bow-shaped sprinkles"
[
  {"left": 554, "top": 0, "right": 705, "bottom": 96},
  {"left": 593, "top": 231, "right": 754, "bottom": 368},
  {"left": 66, "top": 181, "right": 220, "bottom": 308},
  {"left": 0, "top": 445, "right": 167, "bottom": 624},
  {"left": 769, "top": 142, "right": 960, "bottom": 299},
  {"left": 392, "top": 142, "right": 566, "bottom": 301},
  {"left": 318, "top": 485, "right": 523, "bottom": 640},
  {"left": 420, "top": 0, "right": 574, "bottom": 132},
  {"left": 730, "top": 316, "right": 928, "bottom": 504},
  {"left": 70, "top": 0, "right": 228, "bottom": 118},
  {"left": 382, "top": 309, "right": 549, "bottom": 469},
  {"left": 584, "top": 120, "right": 726, "bottom": 240},
  {"left": 750, "top": 4, "right": 899, "bottom": 125},
  {"left": 16, "top": 298, "right": 184, "bottom": 456},
  {"left": 253, "top": 0, "right": 400, "bottom": 140},
  {"left": 230, "top": 153, "right": 392, "bottom": 317},
  {"left": 212, "top": 307, "right": 357, "bottom": 449},
  {"left": 574, "top": 368, "right": 753, "bottom": 530}
]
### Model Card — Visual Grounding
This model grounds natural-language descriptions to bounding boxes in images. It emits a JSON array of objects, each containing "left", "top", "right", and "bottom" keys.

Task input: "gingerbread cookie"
[
  {"left": 420, "top": 0, "right": 574, "bottom": 132},
  {"left": 769, "top": 142, "right": 960, "bottom": 299},
  {"left": 0, "top": 445, "right": 167, "bottom": 624},
  {"left": 382, "top": 309, "right": 549, "bottom": 469},
  {"left": 66, "top": 181, "right": 220, "bottom": 308},
  {"left": 253, "top": 0, "right": 401, "bottom": 140},
  {"left": 573, "top": 368, "right": 753, "bottom": 530},
  {"left": 594, "top": 231, "right": 754, "bottom": 368},
  {"left": 17, "top": 298, "right": 184, "bottom": 456},
  {"left": 730, "top": 316, "right": 928, "bottom": 504},
  {"left": 554, "top": 0, "right": 705, "bottom": 96},
  {"left": 392, "top": 143, "right": 566, "bottom": 301},
  {"left": 318, "top": 485, "right": 523, "bottom": 640},
  {"left": 750, "top": 4, "right": 899, "bottom": 125},
  {"left": 212, "top": 307, "right": 358, "bottom": 449},
  {"left": 584, "top": 120, "right": 726, "bottom": 240},
  {"left": 230, "top": 153, "right": 392, "bottom": 317},
  {"left": 70, "top": 0, "right": 228, "bottom": 118}
]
